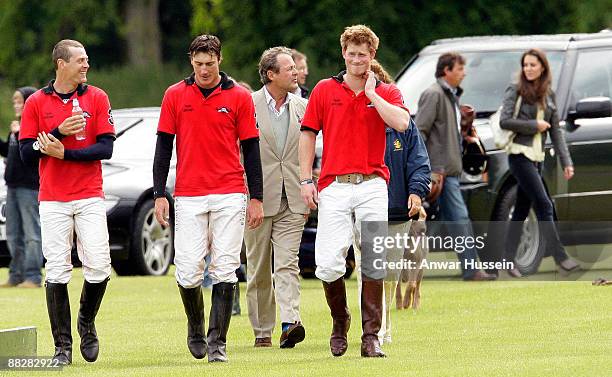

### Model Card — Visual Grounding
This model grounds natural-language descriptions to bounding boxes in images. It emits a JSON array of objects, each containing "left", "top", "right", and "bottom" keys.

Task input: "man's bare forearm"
[
  {"left": 369, "top": 91, "right": 409, "bottom": 131},
  {"left": 299, "top": 131, "right": 316, "bottom": 179}
]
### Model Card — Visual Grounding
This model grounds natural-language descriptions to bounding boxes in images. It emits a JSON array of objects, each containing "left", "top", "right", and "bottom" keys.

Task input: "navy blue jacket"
[{"left": 386, "top": 118, "right": 431, "bottom": 221}]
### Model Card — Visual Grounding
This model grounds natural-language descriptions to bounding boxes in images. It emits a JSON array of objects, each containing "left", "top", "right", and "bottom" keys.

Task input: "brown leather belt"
[{"left": 335, "top": 173, "right": 379, "bottom": 184}]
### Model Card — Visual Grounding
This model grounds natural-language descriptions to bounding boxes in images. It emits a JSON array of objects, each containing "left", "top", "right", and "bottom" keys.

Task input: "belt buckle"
[{"left": 354, "top": 174, "right": 363, "bottom": 184}]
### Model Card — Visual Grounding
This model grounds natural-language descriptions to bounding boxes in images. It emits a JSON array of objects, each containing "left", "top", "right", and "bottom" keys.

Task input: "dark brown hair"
[
  {"left": 370, "top": 59, "right": 393, "bottom": 84},
  {"left": 435, "top": 52, "right": 465, "bottom": 78},
  {"left": 517, "top": 48, "right": 551, "bottom": 105},
  {"left": 189, "top": 35, "right": 221, "bottom": 60},
  {"left": 52, "top": 39, "right": 84, "bottom": 69}
]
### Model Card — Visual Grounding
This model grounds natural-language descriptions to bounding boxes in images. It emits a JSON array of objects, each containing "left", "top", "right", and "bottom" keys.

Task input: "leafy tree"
[
  {"left": 190, "top": 0, "right": 607, "bottom": 90},
  {"left": 0, "top": 0, "right": 122, "bottom": 87},
  {"left": 123, "top": 0, "right": 162, "bottom": 67}
]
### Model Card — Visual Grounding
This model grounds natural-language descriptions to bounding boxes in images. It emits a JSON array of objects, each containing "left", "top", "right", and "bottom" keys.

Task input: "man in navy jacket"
[{"left": 385, "top": 118, "right": 431, "bottom": 222}]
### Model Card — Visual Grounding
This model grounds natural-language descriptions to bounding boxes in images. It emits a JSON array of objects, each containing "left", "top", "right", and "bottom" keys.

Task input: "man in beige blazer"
[{"left": 245, "top": 46, "right": 309, "bottom": 349}]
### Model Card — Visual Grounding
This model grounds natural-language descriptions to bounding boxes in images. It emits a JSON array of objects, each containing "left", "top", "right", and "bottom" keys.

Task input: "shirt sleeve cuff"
[
  {"left": 300, "top": 126, "right": 319, "bottom": 134},
  {"left": 50, "top": 127, "right": 65, "bottom": 140}
]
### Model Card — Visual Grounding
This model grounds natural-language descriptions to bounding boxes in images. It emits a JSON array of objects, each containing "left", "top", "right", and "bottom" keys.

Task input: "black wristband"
[{"left": 50, "top": 127, "right": 65, "bottom": 140}]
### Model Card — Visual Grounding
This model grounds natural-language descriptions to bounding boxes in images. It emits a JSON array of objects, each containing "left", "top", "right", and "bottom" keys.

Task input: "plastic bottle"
[{"left": 73, "top": 98, "right": 86, "bottom": 140}]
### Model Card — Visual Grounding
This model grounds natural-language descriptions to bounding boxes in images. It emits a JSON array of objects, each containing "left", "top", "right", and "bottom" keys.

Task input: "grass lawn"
[{"left": 1, "top": 266, "right": 611, "bottom": 377}]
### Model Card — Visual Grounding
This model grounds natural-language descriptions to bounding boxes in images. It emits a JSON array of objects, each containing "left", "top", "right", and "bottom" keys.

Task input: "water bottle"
[{"left": 72, "top": 98, "right": 86, "bottom": 140}]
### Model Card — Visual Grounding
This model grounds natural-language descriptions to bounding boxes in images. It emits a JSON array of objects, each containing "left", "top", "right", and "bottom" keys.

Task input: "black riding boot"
[
  {"left": 45, "top": 282, "right": 72, "bottom": 365},
  {"left": 77, "top": 278, "right": 109, "bottom": 362},
  {"left": 178, "top": 285, "right": 207, "bottom": 359},
  {"left": 207, "top": 282, "right": 235, "bottom": 362}
]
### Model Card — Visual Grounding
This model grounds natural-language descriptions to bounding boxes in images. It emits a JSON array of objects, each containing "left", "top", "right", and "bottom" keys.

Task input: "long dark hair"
[
  {"left": 517, "top": 48, "right": 551, "bottom": 106},
  {"left": 17, "top": 86, "right": 37, "bottom": 102}
]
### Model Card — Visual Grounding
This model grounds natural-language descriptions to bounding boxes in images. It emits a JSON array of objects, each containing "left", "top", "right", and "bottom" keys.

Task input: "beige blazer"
[{"left": 252, "top": 88, "right": 308, "bottom": 217}]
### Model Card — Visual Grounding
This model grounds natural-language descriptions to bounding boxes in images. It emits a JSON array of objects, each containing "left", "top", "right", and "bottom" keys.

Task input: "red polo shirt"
[
  {"left": 157, "top": 73, "right": 258, "bottom": 196},
  {"left": 301, "top": 72, "right": 409, "bottom": 192},
  {"left": 19, "top": 83, "right": 115, "bottom": 202}
]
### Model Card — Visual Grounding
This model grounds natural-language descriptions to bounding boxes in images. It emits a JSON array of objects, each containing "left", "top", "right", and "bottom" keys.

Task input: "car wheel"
[
  {"left": 491, "top": 185, "right": 545, "bottom": 275},
  {"left": 131, "top": 199, "right": 173, "bottom": 276}
]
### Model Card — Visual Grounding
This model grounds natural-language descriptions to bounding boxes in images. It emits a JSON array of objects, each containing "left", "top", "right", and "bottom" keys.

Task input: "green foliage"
[
  {"left": 0, "top": 0, "right": 609, "bottom": 132},
  {"left": 573, "top": 0, "right": 612, "bottom": 32},
  {"left": 190, "top": 0, "right": 608, "bottom": 90},
  {"left": 0, "top": 63, "right": 186, "bottom": 135},
  {"left": 0, "top": 85, "right": 16, "bottom": 135},
  {"left": 81, "top": 63, "right": 187, "bottom": 110},
  {"left": 160, "top": 0, "right": 194, "bottom": 64},
  {"left": 0, "top": 0, "right": 122, "bottom": 88}
]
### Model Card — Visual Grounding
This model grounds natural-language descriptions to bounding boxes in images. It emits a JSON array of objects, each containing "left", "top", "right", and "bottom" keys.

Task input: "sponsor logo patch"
[{"left": 393, "top": 138, "right": 403, "bottom": 151}]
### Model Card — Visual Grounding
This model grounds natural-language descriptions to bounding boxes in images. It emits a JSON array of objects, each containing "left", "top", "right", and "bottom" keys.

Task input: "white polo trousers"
[
  {"left": 315, "top": 177, "right": 388, "bottom": 283},
  {"left": 39, "top": 197, "right": 111, "bottom": 284},
  {"left": 174, "top": 193, "right": 247, "bottom": 288}
]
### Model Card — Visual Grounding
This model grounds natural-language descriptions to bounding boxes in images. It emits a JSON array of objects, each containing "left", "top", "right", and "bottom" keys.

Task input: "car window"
[
  {"left": 569, "top": 49, "right": 612, "bottom": 107},
  {"left": 112, "top": 116, "right": 140, "bottom": 135},
  {"left": 112, "top": 116, "right": 168, "bottom": 160},
  {"left": 397, "top": 50, "right": 564, "bottom": 114}
]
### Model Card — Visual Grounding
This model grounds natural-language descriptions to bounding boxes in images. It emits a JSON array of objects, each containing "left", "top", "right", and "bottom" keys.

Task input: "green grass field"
[{"left": 1, "top": 267, "right": 611, "bottom": 377}]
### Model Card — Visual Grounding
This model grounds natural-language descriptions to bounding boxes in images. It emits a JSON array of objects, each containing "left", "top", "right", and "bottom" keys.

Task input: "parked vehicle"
[{"left": 395, "top": 31, "right": 612, "bottom": 274}]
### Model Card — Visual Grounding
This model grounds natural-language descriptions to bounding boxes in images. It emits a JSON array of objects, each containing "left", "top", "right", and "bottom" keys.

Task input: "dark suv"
[{"left": 395, "top": 31, "right": 612, "bottom": 274}]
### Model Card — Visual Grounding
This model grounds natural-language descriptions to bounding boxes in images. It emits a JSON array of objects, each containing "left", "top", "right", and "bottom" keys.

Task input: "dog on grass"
[{"left": 395, "top": 207, "right": 428, "bottom": 310}]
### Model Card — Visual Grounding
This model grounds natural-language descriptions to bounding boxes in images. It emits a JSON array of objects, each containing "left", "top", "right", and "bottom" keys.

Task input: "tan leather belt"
[{"left": 335, "top": 173, "right": 379, "bottom": 184}]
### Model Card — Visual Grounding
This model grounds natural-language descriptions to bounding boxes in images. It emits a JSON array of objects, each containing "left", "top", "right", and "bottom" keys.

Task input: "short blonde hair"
[{"left": 340, "top": 25, "right": 379, "bottom": 53}]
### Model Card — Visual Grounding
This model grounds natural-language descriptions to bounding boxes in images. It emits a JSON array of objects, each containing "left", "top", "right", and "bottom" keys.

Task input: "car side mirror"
[{"left": 567, "top": 97, "right": 612, "bottom": 128}]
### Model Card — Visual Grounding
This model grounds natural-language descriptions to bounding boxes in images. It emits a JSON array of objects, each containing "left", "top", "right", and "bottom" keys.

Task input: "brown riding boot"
[
  {"left": 322, "top": 278, "right": 351, "bottom": 357},
  {"left": 360, "top": 278, "right": 386, "bottom": 358}
]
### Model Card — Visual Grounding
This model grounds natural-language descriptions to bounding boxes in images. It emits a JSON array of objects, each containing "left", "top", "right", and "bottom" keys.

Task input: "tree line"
[{"left": 0, "top": 0, "right": 609, "bottom": 91}]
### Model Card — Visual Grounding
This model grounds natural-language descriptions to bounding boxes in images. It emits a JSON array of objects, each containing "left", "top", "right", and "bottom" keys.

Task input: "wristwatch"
[{"left": 300, "top": 178, "right": 314, "bottom": 185}]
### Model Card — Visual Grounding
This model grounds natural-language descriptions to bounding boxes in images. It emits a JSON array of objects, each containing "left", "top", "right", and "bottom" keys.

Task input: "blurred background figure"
[
  {"left": 237, "top": 81, "right": 254, "bottom": 92},
  {"left": 291, "top": 49, "right": 309, "bottom": 98},
  {"left": 0, "top": 86, "right": 42, "bottom": 288}
]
